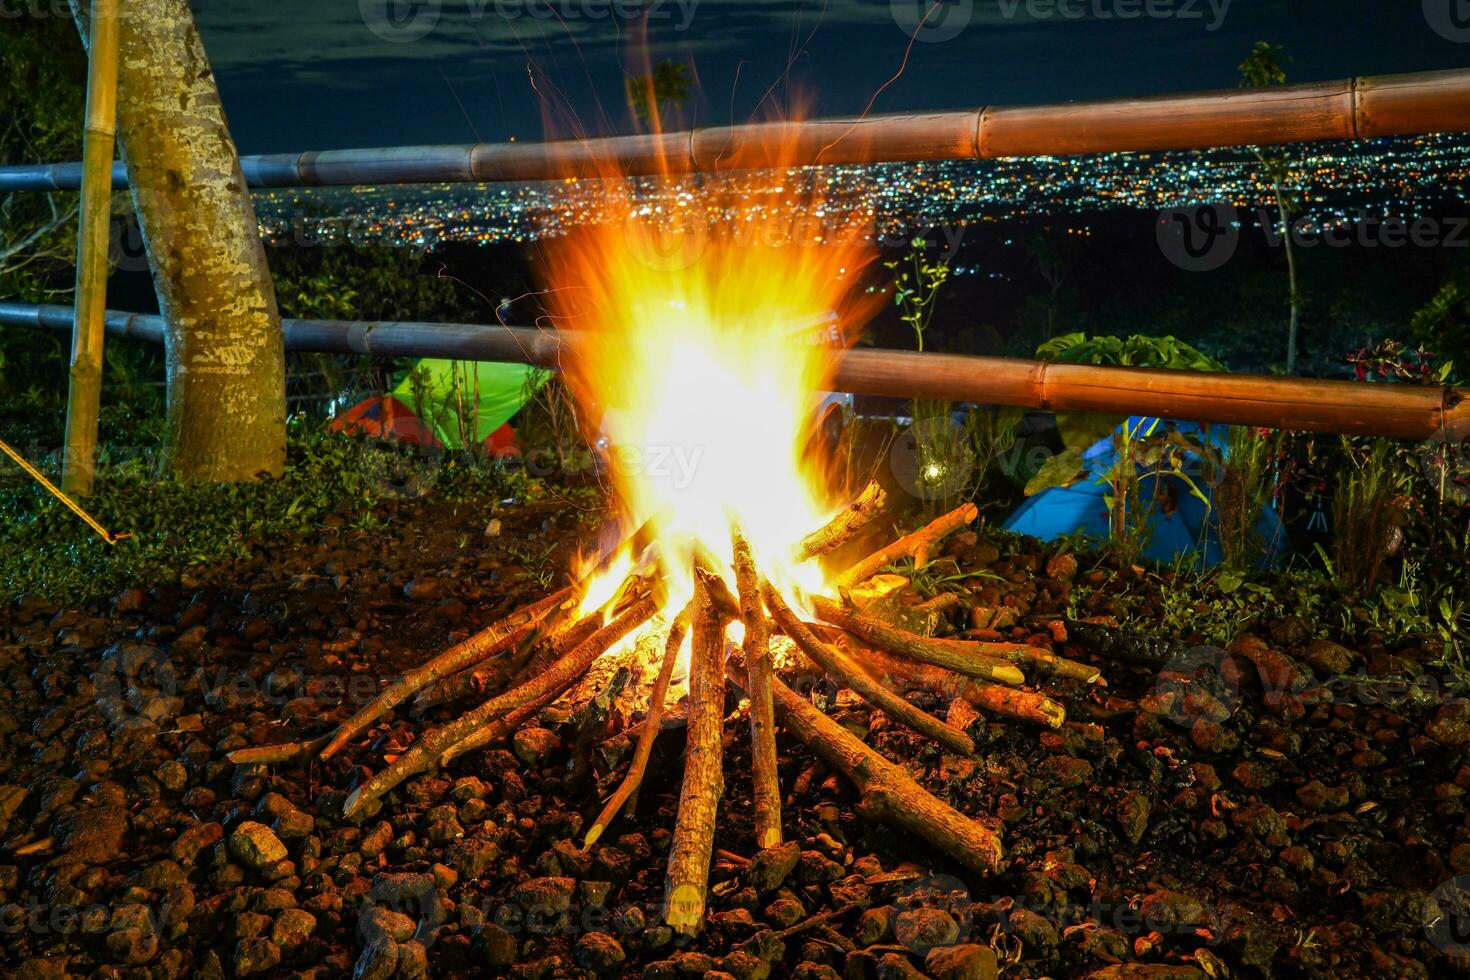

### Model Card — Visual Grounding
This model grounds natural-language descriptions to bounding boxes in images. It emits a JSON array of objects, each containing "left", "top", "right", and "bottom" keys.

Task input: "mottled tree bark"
[{"left": 72, "top": 0, "right": 285, "bottom": 480}]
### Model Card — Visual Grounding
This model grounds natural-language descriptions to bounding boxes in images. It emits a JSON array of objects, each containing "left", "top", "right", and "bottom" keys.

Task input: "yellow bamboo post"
[{"left": 61, "top": 0, "right": 121, "bottom": 495}]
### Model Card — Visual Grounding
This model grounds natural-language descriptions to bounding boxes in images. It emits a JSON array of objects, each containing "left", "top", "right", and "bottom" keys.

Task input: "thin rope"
[{"left": 0, "top": 437, "right": 131, "bottom": 545}]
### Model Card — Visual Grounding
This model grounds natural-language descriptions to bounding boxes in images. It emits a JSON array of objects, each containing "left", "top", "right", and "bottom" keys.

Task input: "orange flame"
[{"left": 539, "top": 113, "right": 881, "bottom": 623}]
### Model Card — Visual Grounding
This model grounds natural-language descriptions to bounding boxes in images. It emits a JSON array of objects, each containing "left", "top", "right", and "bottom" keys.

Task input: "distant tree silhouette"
[
  {"left": 1240, "top": 41, "right": 1302, "bottom": 375},
  {"left": 626, "top": 60, "right": 691, "bottom": 127}
]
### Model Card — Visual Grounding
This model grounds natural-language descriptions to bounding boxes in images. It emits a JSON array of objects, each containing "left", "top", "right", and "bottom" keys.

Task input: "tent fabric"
[
  {"left": 392, "top": 360, "right": 551, "bottom": 451},
  {"left": 1003, "top": 418, "right": 1288, "bottom": 570},
  {"left": 328, "top": 395, "right": 440, "bottom": 447}
]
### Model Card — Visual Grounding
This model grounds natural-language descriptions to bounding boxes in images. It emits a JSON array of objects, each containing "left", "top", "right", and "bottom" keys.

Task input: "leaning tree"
[{"left": 69, "top": 0, "right": 286, "bottom": 481}]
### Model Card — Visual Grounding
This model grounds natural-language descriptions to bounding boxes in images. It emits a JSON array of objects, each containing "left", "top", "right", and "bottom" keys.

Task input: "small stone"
[
  {"left": 1138, "top": 890, "right": 1206, "bottom": 929},
  {"left": 275, "top": 810, "right": 315, "bottom": 839},
  {"left": 395, "top": 940, "right": 429, "bottom": 980},
  {"left": 272, "top": 907, "right": 316, "bottom": 947},
  {"left": 447, "top": 836, "right": 499, "bottom": 879},
  {"left": 1116, "top": 791, "right": 1149, "bottom": 845},
  {"left": 481, "top": 921, "right": 518, "bottom": 966},
  {"left": 360, "top": 821, "right": 394, "bottom": 858},
  {"left": 874, "top": 951, "right": 928, "bottom": 979},
  {"left": 512, "top": 727, "right": 562, "bottom": 766},
  {"left": 857, "top": 905, "right": 893, "bottom": 945},
  {"left": 1006, "top": 908, "right": 1059, "bottom": 949},
  {"left": 894, "top": 907, "right": 959, "bottom": 953},
  {"left": 926, "top": 944, "right": 999, "bottom": 980},
  {"left": 1041, "top": 754, "right": 1093, "bottom": 788},
  {"left": 449, "top": 776, "right": 488, "bottom": 802},
  {"left": 229, "top": 822, "right": 288, "bottom": 871},
  {"left": 353, "top": 936, "right": 400, "bottom": 980},
  {"left": 404, "top": 578, "right": 441, "bottom": 601},
  {"left": 156, "top": 761, "right": 188, "bottom": 793},
  {"left": 53, "top": 804, "right": 128, "bottom": 865},
  {"left": 575, "top": 932, "right": 627, "bottom": 973},
  {"left": 766, "top": 896, "right": 805, "bottom": 929},
  {"left": 1046, "top": 553, "right": 1078, "bottom": 582},
  {"left": 233, "top": 937, "right": 281, "bottom": 976},
  {"left": 510, "top": 876, "right": 576, "bottom": 915},
  {"left": 747, "top": 842, "right": 801, "bottom": 893},
  {"left": 360, "top": 906, "right": 418, "bottom": 944}
]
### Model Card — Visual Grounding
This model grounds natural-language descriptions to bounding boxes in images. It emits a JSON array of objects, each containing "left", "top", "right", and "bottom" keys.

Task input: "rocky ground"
[{"left": 3, "top": 492, "right": 1469, "bottom": 979}]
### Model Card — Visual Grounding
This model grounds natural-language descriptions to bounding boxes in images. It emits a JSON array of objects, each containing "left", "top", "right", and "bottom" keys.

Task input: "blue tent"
[{"left": 1003, "top": 418, "right": 1287, "bottom": 569}]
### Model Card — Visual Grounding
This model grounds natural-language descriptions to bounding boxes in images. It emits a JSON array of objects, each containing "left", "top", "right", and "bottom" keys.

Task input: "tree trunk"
[{"left": 71, "top": 0, "right": 285, "bottom": 481}]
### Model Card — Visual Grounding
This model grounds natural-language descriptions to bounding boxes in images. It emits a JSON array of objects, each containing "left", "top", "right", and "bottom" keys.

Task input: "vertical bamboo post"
[{"left": 61, "top": 0, "right": 121, "bottom": 495}]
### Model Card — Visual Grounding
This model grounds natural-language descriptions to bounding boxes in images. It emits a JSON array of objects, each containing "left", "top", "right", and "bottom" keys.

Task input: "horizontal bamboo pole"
[
  {"left": 3, "top": 302, "right": 1465, "bottom": 443},
  {"left": 2, "top": 69, "right": 1466, "bottom": 191}
]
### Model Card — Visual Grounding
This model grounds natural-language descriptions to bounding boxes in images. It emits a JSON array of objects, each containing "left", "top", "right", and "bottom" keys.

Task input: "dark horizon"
[{"left": 197, "top": 0, "right": 1470, "bottom": 155}]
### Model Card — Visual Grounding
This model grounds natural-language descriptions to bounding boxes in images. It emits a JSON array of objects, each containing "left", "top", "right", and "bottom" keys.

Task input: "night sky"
[{"left": 195, "top": 0, "right": 1470, "bottom": 154}]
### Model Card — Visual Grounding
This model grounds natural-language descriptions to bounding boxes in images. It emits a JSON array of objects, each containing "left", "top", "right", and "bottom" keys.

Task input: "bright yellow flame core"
[{"left": 547, "top": 169, "right": 877, "bottom": 615}]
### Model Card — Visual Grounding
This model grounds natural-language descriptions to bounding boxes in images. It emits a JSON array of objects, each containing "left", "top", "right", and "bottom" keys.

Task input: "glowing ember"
[{"left": 541, "top": 131, "right": 881, "bottom": 620}]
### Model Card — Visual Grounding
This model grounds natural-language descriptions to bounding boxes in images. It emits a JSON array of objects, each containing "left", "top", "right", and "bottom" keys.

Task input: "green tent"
[{"left": 392, "top": 359, "right": 551, "bottom": 450}]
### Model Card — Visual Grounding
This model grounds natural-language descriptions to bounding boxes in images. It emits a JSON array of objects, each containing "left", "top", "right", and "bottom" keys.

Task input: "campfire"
[{"left": 233, "top": 133, "right": 1107, "bottom": 938}]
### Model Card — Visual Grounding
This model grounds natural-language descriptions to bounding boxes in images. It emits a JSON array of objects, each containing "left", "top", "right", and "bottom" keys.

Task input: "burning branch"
[
  {"left": 764, "top": 583, "right": 975, "bottom": 756},
  {"left": 827, "top": 631, "right": 1068, "bottom": 729},
  {"left": 318, "top": 587, "right": 576, "bottom": 761},
  {"left": 837, "top": 502, "right": 977, "bottom": 587},
  {"left": 730, "top": 659, "right": 1004, "bottom": 877},
  {"left": 794, "top": 480, "right": 887, "bottom": 561},
  {"left": 733, "top": 528, "right": 783, "bottom": 849},
  {"left": 663, "top": 573, "right": 729, "bottom": 936},
  {"left": 342, "top": 591, "right": 658, "bottom": 819},
  {"left": 584, "top": 605, "right": 692, "bottom": 849},
  {"left": 812, "top": 596, "right": 1026, "bottom": 686}
]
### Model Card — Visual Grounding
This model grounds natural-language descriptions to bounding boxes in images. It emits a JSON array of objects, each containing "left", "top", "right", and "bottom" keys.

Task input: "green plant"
[
  {"left": 1330, "top": 437, "right": 1406, "bottom": 593},
  {"left": 1214, "top": 426, "right": 1282, "bottom": 572}
]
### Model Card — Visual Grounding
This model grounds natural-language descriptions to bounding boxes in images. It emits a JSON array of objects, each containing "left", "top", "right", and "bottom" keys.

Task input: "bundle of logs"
[{"left": 233, "top": 483, "right": 1106, "bottom": 935}]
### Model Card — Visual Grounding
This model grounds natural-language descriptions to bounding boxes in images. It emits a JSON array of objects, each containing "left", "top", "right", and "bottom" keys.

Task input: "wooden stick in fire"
[
  {"left": 227, "top": 587, "right": 575, "bottom": 766},
  {"left": 583, "top": 605, "right": 692, "bottom": 850},
  {"left": 663, "top": 571, "right": 729, "bottom": 937},
  {"left": 794, "top": 481, "right": 887, "bottom": 562},
  {"left": 727, "top": 657, "right": 1004, "bottom": 877},
  {"left": 836, "top": 501, "right": 977, "bottom": 588},
  {"left": 316, "top": 586, "right": 576, "bottom": 761},
  {"left": 812, "top": 596, "right": 1027, "bottom": 686},
  {"left": 342, "top": 590, "right": 658, "bottom": 819},
  {"left": 732, "top": 528, "right": 782, "bottom": 849},
  {"left": 822, "top": 628, "right": 1068, "bottom": 729},
  {"left": 763, "top": 584, "right": 975, "bottom": 756}
]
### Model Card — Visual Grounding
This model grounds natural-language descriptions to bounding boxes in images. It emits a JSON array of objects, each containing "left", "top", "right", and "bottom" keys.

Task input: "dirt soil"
[{"left": 2, "top": 495, "right": 1468, "bottom": 980}]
